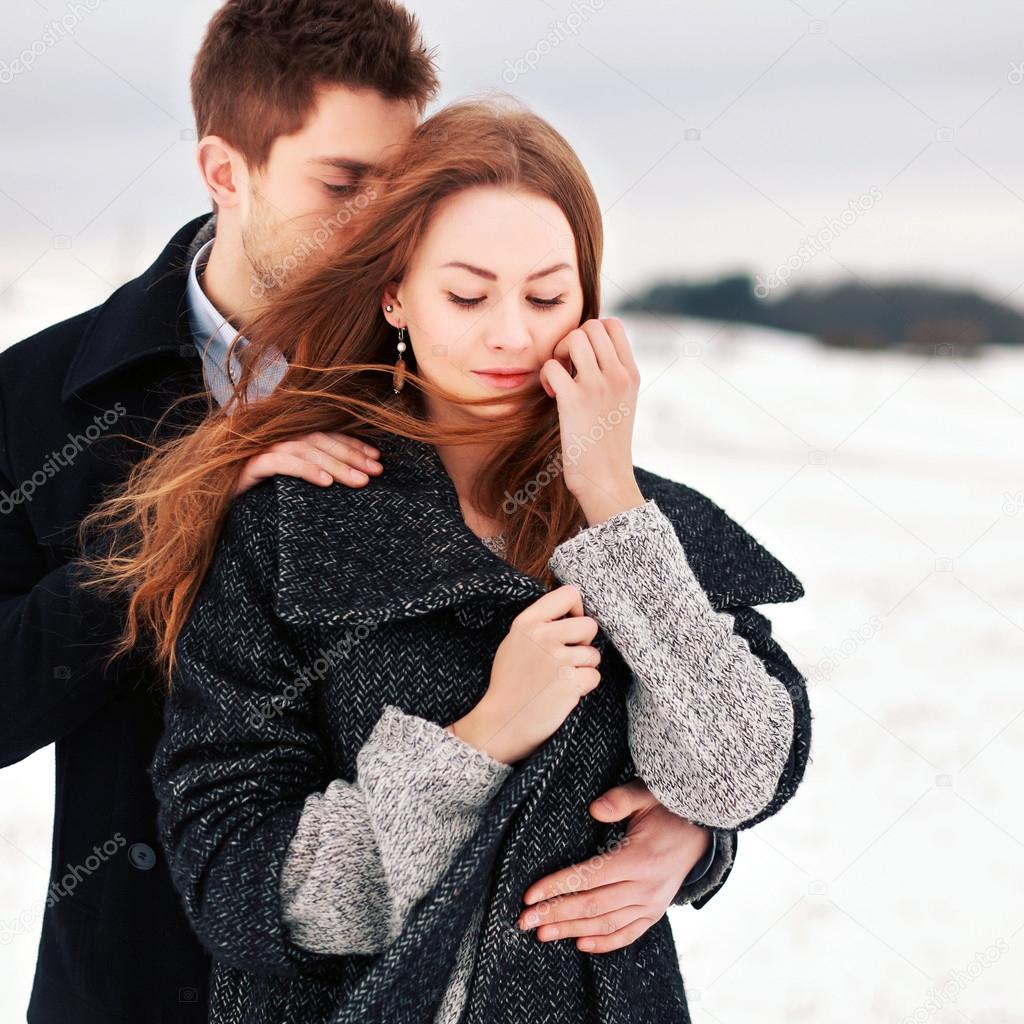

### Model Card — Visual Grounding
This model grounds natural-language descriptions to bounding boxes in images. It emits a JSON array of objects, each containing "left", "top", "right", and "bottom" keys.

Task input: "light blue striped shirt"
[{"left": 186, "top": 239, "right": 289, "bottom": 409}]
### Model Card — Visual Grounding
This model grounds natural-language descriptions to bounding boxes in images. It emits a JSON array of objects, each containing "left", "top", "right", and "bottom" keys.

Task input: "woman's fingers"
[
  {"left": 567, "top": 328, "right": 600, "bottom": 381},
  {"left": 599, "top": 317, "right": 641, "bottom": 380},
  {"left": 519, "top": 583, "right": 585, "bottom": 624},
  {"left": 544, "top": 615, "right": 600, "bottom": 646},
  {"left": 539, "top": 354, "right": 574, "bottom": 399},
  {"left": 578, "top": 319, "right": 619, "bottom": 374}
]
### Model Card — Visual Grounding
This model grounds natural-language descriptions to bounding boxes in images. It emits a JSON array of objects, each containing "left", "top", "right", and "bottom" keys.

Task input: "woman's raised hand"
[
  {"left": 455, "top": 584, "right": 601, "bottom": 765},
  {"left": 538, "top": 317, "right": 644, "bottom": 526}
]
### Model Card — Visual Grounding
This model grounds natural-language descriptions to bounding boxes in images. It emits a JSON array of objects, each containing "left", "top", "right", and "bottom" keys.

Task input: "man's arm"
[
  {"left": 0, "top": 383, "right": 139, "bottom": 766},
  {"left": 0, "top": 355, "right": 385, "bottom": 768}
]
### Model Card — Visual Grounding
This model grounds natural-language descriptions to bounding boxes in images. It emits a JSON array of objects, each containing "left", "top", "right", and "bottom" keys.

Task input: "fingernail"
[
  {"left": 353, "top": 470, "right": 369, "bottom": 483},
  {"left": 364, "top": 446, "right": 380, "bottom": 457},
  {"left": 579, "top": 939, "right": 596, "bottom": 951}
]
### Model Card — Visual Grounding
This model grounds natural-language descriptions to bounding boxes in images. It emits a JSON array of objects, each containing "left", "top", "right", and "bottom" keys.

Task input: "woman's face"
[{"left": 382, "top": 186, "right": 585, "bottom": 419}]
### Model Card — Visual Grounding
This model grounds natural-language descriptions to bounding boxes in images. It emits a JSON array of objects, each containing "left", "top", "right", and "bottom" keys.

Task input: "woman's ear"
[{"left": 382, "top": 283, "right": 404, "bottom": 327}]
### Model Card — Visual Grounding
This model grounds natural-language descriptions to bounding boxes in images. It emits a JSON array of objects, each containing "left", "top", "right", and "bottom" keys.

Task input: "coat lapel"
[
  {"left": 271, "top": 433, "right": 804, "bottom": 630},
  {"left": 272, "top": 433, "right": 547, "bottom": 629}
]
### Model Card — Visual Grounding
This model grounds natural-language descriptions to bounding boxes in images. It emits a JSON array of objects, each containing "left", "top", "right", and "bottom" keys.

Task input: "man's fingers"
[
  {"left": 323, "top": 431, "right": 381, "bottom": 460},
  {"left": 519, "top": 879, "right": 638, "bottom": 926},
  {"left": 534, "top": 905, "right": 651, "bottom": 944},
  {"left": 307, "top": 431, "right": 383, "bottom": 473},
  {"left": 590, "top": 779, "right": 657, "bottom": 820},
  {"left": 236, "top": 449, "right": 371, "bottom": 495},
  {"left": 522, "top": 850, "right": 630, "bottom": 906},
  {"left": 572, "top": 914, "right": 656, "bottom": 954},
  {"left": 272, "top": 439, "right": 379, "bottom": 488},
  {"left": 234, "top": 452, "right": 331, "bottom": 496}
]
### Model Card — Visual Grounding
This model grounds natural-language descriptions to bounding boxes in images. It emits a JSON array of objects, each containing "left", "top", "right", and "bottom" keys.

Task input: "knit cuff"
[
  {"left": 361, "top": 704, "right": 514, "bottom": 810},
  {"left": 548, "top": 498, "right": 718, "bottom": 626}
]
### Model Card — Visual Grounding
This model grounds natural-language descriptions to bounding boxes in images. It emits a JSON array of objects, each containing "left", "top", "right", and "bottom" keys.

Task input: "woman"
[{"left": 79, "top": 98, "right": 811, "bottom": 1023}]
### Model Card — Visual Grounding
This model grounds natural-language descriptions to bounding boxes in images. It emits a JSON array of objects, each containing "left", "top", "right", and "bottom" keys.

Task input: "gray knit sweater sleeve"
[
  {"left": 547, "top": 498, "right": 795, "bottom": 830},
  {"left": 278, "top": 703, "right": 512, "bottom": 956}
]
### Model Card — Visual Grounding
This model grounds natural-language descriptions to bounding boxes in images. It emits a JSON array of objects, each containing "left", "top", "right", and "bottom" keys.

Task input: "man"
[{"left": 0, "top": 2, "right": 729, "bottom": 1021}]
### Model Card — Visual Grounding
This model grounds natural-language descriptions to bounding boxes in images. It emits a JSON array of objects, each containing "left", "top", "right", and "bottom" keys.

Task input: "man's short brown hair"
[{"left": 191, "top": 0, "right": 439, "bottom": 169}]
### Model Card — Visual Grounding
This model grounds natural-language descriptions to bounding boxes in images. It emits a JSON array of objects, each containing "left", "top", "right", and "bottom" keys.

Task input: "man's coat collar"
[{"left": 61, "top": 214, "right": 215, "bottom": 401}]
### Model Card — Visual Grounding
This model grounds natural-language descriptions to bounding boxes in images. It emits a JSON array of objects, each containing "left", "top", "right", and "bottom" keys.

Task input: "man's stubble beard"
[{"left": 241, "top": 190, "right": 288, "bottom": 297}]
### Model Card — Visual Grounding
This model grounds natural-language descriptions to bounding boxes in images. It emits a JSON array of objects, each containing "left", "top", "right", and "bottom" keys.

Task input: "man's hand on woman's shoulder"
[{"left": 234, "top": 431, "right": 384, "bottom": 497}]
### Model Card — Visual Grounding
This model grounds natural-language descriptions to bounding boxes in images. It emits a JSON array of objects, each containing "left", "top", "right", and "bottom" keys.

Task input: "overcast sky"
[{"left": 2, "top": 0, "right": 1022, "bottom": 333}]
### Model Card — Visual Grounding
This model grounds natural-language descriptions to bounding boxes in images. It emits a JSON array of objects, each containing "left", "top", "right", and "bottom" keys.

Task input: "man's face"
[{"left": 238, "top": 84, "right": 419, "bottom": 299}]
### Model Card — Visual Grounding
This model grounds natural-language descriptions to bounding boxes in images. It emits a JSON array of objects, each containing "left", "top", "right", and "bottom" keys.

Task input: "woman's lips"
[{"left": 471, "top": 370, "right": 535, "bottom": 390}]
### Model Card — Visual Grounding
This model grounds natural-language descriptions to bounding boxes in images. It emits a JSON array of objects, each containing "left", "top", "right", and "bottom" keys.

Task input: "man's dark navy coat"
[{"left": 0, "top": 216, "right": 216, "bottom": 1022}]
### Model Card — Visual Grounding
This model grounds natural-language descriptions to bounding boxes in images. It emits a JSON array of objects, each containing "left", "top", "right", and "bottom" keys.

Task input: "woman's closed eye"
[
  {"left": 446, "top": 292, "right": 565, "bottom": 310},
  {"left": 322, "top": 182, "right": 360, "bottom": 196}
]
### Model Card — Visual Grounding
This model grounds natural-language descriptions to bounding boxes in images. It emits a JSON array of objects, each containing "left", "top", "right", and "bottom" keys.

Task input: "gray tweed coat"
[{"left": 150, "top": 431, "right": 811, "bottom": 1024}]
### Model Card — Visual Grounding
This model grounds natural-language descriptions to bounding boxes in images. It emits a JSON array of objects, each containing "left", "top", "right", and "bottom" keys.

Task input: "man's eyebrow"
[
  {"left": 306, "top": 157, "right": 375, "bottom": 175},
  {"left": 441, "top": 261, "right": 573, "bottom": 282}
]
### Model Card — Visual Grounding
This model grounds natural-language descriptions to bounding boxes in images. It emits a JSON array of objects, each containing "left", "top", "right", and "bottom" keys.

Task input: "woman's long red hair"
[{"left": 75, "top": 96, "right": 604, "bottom": 688}]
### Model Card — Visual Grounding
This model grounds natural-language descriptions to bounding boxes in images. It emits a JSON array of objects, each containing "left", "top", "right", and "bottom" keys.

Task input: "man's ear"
[{"left": 196, "top": 135, "right": 245, "bottom": 210}]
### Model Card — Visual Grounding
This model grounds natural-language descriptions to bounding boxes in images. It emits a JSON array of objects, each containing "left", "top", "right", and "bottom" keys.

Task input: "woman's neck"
[{"left": 435, "top": 440, "right": 504, "bottom": 539}]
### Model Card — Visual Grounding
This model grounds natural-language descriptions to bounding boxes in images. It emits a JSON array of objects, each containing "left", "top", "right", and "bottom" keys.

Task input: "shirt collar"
[
  {"left": 186, "top": 239, "right": 289, "bottom": 408},
  {"left": 186, "top": 238, "right": 240, "bottom": 354}
]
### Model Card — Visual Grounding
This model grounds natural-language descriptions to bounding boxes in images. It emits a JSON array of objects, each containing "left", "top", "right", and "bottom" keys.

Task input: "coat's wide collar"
[{"left": 271, "top": 432, "right": 804, "bottom": 629}]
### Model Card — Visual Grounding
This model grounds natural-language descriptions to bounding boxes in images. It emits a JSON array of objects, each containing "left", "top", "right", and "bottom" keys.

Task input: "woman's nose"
[{"left": 483, "top": 303, "right": 531, "bottom": 352}]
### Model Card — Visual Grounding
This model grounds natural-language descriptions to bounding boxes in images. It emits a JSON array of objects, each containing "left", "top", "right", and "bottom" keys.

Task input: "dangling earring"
[
  {"left": 384, "top": 304, "right": 408, "bottom": 394},
  {"left": 392, "top": 325, "right": 407, "bottom": 393}
]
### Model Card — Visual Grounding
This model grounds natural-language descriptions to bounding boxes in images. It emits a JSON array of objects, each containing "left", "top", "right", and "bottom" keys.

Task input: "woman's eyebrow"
[{"left": 440, "top": 261, "right": 572, "bottom": 282}]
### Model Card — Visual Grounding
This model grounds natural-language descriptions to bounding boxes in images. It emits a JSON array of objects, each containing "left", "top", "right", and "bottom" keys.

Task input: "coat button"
[{"left": 128, "top": 843, "right": 157, "bottom": 870}]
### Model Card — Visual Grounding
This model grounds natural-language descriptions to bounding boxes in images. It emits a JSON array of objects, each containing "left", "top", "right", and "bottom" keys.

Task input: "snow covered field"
[{"left": 1, "top": 310, "right": 1021, "bottom": 1021}]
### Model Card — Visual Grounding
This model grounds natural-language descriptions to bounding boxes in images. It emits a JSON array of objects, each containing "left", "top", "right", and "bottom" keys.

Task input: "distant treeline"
[{"left": 618, "top": 274, "right": 1024, "bottom": 355}]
